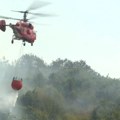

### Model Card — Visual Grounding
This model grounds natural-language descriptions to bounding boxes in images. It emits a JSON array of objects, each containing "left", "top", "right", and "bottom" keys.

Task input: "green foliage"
[
  {"left": 63, "top": 112, "right": 90, "bottom": 120},
  {"left": 1, "top": 54, "right": 120, "bottom": 120},
  {"left": 18, "top": 88, "right": 64, "bottom": 120},
  {"left": 91, "top": 100, "right": 120, "bottom": 120}
]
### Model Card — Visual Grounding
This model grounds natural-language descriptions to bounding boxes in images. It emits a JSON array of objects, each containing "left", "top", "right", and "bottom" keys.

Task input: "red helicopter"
[{"left": 0, "top": 2, "right": 51, "bottom": 46}]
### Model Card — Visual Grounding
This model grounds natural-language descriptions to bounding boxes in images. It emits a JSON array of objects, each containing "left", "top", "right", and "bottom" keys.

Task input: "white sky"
[{"left": 0, "top": 0, "right": 120, "bottom": 78}]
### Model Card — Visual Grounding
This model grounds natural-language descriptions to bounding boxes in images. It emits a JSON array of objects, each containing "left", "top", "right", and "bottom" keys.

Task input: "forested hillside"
[{"left": 1, "top": 54, "right": 120, "bottom": 120}]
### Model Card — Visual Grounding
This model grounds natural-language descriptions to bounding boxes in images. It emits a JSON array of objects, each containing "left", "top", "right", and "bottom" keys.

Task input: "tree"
[
  {"left": 18, "top": 88, "right": 64, "bottom": 120},
  {"left": 91, "top": 100, "right": 120, "bottom": 120}
]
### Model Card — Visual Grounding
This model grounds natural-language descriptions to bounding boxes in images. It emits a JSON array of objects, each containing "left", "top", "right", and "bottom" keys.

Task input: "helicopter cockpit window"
[{"left": 28, "top": 23, "right": 33, "bottom": 29}]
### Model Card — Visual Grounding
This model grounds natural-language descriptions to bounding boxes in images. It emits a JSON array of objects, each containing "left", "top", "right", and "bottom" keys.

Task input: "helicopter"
[{"left": 0, "top": 1, "right": 51, "bottom": 46}]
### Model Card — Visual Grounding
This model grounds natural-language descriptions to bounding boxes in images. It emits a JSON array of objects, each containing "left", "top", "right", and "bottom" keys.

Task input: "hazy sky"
[{"left": 0, "top": 0, "right": 120, "bottom": 78}]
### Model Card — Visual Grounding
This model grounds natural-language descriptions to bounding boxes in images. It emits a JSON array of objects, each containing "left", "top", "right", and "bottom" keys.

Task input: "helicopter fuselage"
[{"left": 10, "top": 21, "right": 36, "bottom": 45}]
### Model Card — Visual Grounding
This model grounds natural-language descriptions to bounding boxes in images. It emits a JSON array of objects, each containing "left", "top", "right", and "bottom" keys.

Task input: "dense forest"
[{"left": 0, "top": 54, "right": 120, "bottom": 120}]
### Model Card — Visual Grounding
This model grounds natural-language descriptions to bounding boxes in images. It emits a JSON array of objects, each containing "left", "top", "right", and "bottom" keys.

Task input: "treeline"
[{"left": 1, "top": 54, "right": 120, "bottom": 120}]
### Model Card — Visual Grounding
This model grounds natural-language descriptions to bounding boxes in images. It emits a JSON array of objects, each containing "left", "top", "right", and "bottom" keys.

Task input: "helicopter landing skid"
[
  {"left": 11, "top": 35, "right": 15, "bottom": 44},
  {"left": 23, "top": 41, "right": 26, "bottom": 46}
]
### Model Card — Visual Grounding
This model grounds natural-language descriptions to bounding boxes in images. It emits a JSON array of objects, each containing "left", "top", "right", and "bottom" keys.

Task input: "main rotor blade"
[
  {"left": 11, "top": 10, "right": 27, "bottom": 13},
  {"left": 11, "top": 10, "right": 54, "bottom": 17},
  {"left": 28, "top": 1, "right": 51, "bottom": 11},
  {"left": 0, "top": 15, "right": 20, "bottom": 20},
  {"left": 28, "top": 12, "right": 55, "bottom": 17}
]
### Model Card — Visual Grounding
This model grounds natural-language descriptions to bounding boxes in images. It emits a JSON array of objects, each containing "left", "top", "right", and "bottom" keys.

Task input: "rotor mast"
[{"left": 23, "top": 11, "right": 28, "bottom": 22}]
